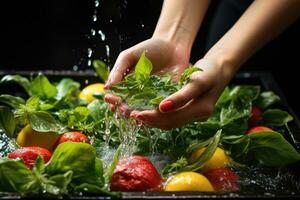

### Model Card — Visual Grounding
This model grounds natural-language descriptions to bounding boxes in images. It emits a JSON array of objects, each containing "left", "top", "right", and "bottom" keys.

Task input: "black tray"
[{"left": 1, "top": 70, "right": 300, "bottom": 199}]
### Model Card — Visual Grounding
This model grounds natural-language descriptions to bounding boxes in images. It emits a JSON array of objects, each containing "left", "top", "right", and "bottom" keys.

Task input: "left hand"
[{"left": 105, "top": 58, "right": 234, "bottom": 130}]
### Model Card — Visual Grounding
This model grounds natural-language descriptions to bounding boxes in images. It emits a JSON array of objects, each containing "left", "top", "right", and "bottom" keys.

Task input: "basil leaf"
[
  {"left": 261, "top": 109, "right": 293, "bottom": 126},
  {"left": 56, "top": 78, "right": 80, "bottom": 100},
  {"left": 254, "top": 91, "right": 280, "bottom": 109},
  {"left": 48, "top": 171, "right": 73, "bottom": 194},
  {"left": 25, "top": 96, "right": 40, "bottom": 111},
  {"left": 249, "top": 131, "right": 300, "bottom": 166},
  {"left": 30, "top": 74, "right": 57, "bottom": 99},
  {"left": 179, "top": 66, "right": 202, "bottom": 85},
  {"left": 135, "top": 51, "right": 153, "bottom": 82},
  {"left": 28, "top": 111, "right": 61, "bottom": 133},
  {"left": 183, "top": 130, "right": 222, "bottom": 172},
  {"left": 0, "top": 75, "right": 31, "bottom": 95},
  {"left": 0, "top": 94, "right": 25, "bottom": 108},
  {"left": 46, "top": 142, "right": 104, "bottom": 186},
  {"left": 93, "top": 60, "right": 110, "bottom": 82},
  {"left": 0, "top": 158, "right": 33, "bottom": 193},
  {"left": 0, "top": 106, "right": 16, "bottom": 137},
  {"left": 229, "top": 85, "right": 260, "bottom": 103}
]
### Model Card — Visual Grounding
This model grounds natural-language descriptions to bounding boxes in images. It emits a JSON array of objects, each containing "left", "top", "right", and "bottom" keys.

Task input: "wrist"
[
  {"left": 203, "top": 47, "right": 241, "bottom": 80},
  {"left": 152, "top": 22, "right": 195, "bottom": 50}
]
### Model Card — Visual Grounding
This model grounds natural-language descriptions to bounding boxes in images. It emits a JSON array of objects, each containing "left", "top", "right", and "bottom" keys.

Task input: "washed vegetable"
[
  {"left": 110, "top": 155, "right": 162, "bottom": 191},
  {"left": 17, "top": 125, "right": 60, "bottom": 151},
  {"left": 164, "top": 171, "right": 214, "bottom": 192},
  {"left": 54, "top": 131, "right": 90, "bottom": 148},
  {"left": 0, "top": 142, "right": 121, "bottom": 196},
  {"left": 8, "top": 147, "right": 52, "bottom": 169},
  {"left": 248, "top": 106, "right": 263, "bottom": 127},
  {"left": 190, "top": 147, "right": 231, "bottom": 172},
  {"left": 246, "top": 126, "right": 273, "bottom": 135},
  {"left": 109, "top": 52, "right": 201, "bottom": 110},
  {"left": 79, "top": 83, "right": 105, "bottom": 103},
  {"left": 203, "top": 168, "right": 239, "bottom": 192}
]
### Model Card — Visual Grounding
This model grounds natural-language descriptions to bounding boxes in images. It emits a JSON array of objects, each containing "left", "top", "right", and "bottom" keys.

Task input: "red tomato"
[
  {"left": 54, "top": 132, "right": 90, "bottom": 148},
  {"left": 203, "top": 168, "right": 239, "bottom": 192},
  {"left": 246, "top": 126, "right": 273, "bottom": 135},
  {"left": 110, "top": 155, "right": 162, "bottom": 192},
  {"left": 8, "top": 146, "right": 52, "bottom": 169},
  {"left": 248, "top": 106, "right": 263, "bottom": 128}
]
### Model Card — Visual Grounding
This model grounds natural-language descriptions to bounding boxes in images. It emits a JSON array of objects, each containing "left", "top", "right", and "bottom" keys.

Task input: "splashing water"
[{"left": 113, "top": 109, "right": 141, "bottom": 158}]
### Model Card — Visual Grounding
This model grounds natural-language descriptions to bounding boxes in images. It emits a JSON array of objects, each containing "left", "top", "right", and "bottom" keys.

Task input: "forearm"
[
  {"left": 153, "top": 0, "right": 210, "bottom": 49},
  {"left": 205, "top": 0, "right": 300, "bottom": 76}
]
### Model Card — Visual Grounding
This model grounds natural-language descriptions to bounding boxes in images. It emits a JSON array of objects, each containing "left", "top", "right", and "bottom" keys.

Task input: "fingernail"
[
  {"left": 104, "top": 80, "right": 110, "bottom": 89},
  {"left": 160, "top": 100, "right": 174, "bottom": 112},
  {"left": 136, "top": 114, "right": 145, "bottom": 121}
]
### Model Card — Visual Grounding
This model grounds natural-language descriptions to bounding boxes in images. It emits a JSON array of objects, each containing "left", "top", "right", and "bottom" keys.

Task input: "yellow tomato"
[
  {"left": 16, "top": 125, "right": 60, "bottom": 151},
  {"left": 164, "top": 172, "right": 214, "bottom": 192},
  {"left": 79, "top": 83, "right": 104, "bottom": 103},
  {"left": 190, "top": 147, "right": 231, "bottom": 172}
]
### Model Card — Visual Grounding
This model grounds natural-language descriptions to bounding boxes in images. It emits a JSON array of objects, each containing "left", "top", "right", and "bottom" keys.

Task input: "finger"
[
  {"left": 118, "top": 103, "right": 132, "bottom": 118},
  {"left": 104, "top": 94, "right": 122, "bottom": 105},
  {"left": 105, "top": 50, "right": 137, "bottom": 89},
  {"left": 109, "top": 104, "right": 116, "bottom": 112},
  {"left": 133, "top": 94, "right": 215, "bottom": 130},
  {"left": 159, "top": 71, "right": 212, "bottom": 113}
]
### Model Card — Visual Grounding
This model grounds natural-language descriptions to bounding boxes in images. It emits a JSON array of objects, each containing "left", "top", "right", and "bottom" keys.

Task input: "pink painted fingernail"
[
  {"left": 104, "top": 80, "right": 110, "bottom": 89},
  {"left": 160, "top": 100, "right": 174, "bottom": 112},
  {"left": 136, "top": 114, "right": 145, "bottom": 121}
]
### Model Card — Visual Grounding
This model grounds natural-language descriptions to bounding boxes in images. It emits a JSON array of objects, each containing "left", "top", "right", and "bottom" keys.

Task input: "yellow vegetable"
[
  {"left": 190, "top": 147, "right": 231, "bottom": 172},
  {"left": 79, "top": 83, "right": 104, "bottom": 103},
  {"left": 164, "top": 172, "right": 214, "bottom": 192},
  {"left": 16, "top": 124, "right": 60, "bottom": 151}
]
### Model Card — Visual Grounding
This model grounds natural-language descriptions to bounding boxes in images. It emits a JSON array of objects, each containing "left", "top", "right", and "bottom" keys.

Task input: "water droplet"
[
  {"left": 73, "top": 65, "right": 78, "bottom": 71},
  {"left": 95, "top": 0, "right": 99, "bottom": 7},
  {"left": 98, "top": 30, "right": 106, "bottom": 41},
  {"left": 87, "top": 48, "right": 93, "bottom": 58},
  {"left": 88, "top": 60, "right": 92, "bottom": 66},
  {"left": 109, "top": 19, "right": 113, "bottom": 23},
  {"left": 91, "top": 29, "right": 96, "bottom": 36},
  {"left": 105, "top": 45, "right": 110, "bottom": 58},
  {"left": 141, "top": 24, "right": 145, "bottom": 28},
  {"left": 85, "top": 79, "right": 89, "bottom": 85},
  {"left": 93, "top": 14, "right": 97, "bottom": 22}
]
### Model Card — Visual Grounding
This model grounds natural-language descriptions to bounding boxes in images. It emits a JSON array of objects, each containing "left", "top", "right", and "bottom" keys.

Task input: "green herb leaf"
[
  {"left": 28, "top": 111, "right": 62, "bottom": 133},
  {"left": 0, "top": 75, "right": 31, "bottom": 95},
  {"left": 0, "top": 106, "right": 16, "bottom": 137},
  {"left": 261, "top": 109, "right": 293, "bottom": 126},
  {"left": 46, "top": 142, "right": 104, "bottom": 186},
  {"left": 56, "top": 78, "right": 80, "bottom": 100},
  {"left": 179, "top": 66, "right": 202, "bottom": 85},
  {"left": 0, "top": 94, "right": 25, "bottom": 109},
  {"left": 183, "top": 130, "right": 222, "bottom": 172},
  {"left": 0, "top": 158, "right": 34, "bottom": 193},
  {"left": 249, "top": 131, "right": 300, "bottom": 166},
  {"left": 254, "top": 91, "right": 280, "bottom": 109},
  {"left": 135, "top": 51, "right": 153, "bottom": 82},
  {"left": 30, "top": 74, "right": 57, "bottom": 99},
  {"left": 93, "top": 60, "right": 110, "bottom": 81}
]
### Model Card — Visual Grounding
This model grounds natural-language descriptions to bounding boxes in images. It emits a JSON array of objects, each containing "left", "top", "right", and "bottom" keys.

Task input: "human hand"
[
  {"left": 104, "top": 37, "right": 190, "bottom": 89},
  {"left": 125, "top": 58, "right": 235, "bottom": 130}
]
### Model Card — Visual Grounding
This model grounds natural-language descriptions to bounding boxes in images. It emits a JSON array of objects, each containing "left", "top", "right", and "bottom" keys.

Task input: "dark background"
[{"left": 0, "top": 0, "right": 299, "bottom": 116}]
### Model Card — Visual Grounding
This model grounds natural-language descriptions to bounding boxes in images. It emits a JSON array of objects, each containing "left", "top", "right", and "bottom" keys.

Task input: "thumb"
[
  {"left": 159, "top": 72, "right": 212, "bottom": 113},
  {"left": 105, "top": 50, "right": 136, "bottom": 89}
]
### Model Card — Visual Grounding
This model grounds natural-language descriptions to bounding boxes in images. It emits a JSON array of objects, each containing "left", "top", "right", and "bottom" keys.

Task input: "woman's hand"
[
  {"left": 128, "top": 58, "right": 235, "bottom": 130},
  {"left": 104, "top": 38, "right": 190, "bottom": 89}
]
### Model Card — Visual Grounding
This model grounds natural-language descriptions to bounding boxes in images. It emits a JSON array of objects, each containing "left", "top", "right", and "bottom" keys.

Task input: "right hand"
[{"left": 104, "top": 37, "right": 190, "bottom": 89}]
